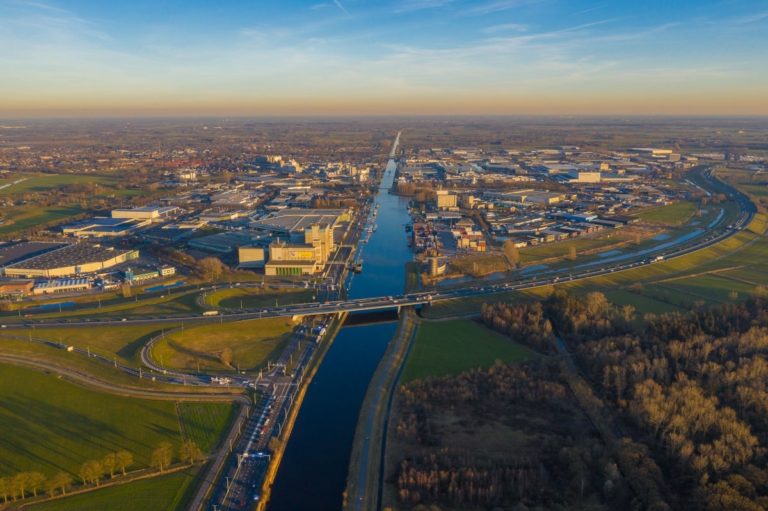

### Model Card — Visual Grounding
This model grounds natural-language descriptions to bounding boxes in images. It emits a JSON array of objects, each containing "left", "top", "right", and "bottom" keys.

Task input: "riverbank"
[
  {"left": 343, "top": 308, "right": 418, "bottom": 511},
  {"left": 256, "top": 312, "right": 347, "bottom": 511}
]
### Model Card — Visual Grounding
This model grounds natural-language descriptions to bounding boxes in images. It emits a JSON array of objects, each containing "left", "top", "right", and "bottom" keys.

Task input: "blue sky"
[{"left": 1, "top": 0, "right": 767, "bottom": 115}]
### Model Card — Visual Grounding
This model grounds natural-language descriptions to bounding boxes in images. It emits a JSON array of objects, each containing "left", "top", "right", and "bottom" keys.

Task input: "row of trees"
[
  {"left": 79, "top": 450, "right": 135, "bottom": 487},
  {"left": 0, "top": 449, "right": 132, "bottom": 503},
  {"left": 0, "top": 441, "right": 203, "bottom": 503}
]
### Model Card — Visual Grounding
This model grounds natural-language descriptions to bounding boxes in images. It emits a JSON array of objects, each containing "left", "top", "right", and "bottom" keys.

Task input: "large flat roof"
[
  {"left": 6, "top": 243, "right": 134, "bottom": 270},
  {"left": 252, "top": 208, "right": 346, "bottom": 233},
  {"left": 0, "top": 242, "right": 66, "bottom": 268}
]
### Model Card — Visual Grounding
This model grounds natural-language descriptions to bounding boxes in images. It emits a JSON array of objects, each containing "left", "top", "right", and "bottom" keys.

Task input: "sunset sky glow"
[{"left": 2, "top": 0, "right": 767, "bottom": 116}]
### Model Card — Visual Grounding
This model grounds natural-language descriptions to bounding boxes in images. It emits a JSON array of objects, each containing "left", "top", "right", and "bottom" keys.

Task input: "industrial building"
[
  {"left": 111, "top": 206, "right": 180, "bottom": 221},
  {"left": 0, "top": 279, "right": 34, "bottom": 296},
  {"left": 507, "top": 190, "right": 565, "bottom": 205},
  {"left": 188, "top": 231, "right": 269, "bottom": 254},
  {"left": 264, "top": 223, "right": 336, "bottom": 276},
  {"left": 0, "top": 241, "right": 64, "bottom": 270},
  {"left": 251, "top": 208, "right": 349, "bottom": 243},
  {"left": 264, "top": 242, "right": 321, "bottom": 276},
  {"left": 436, "top": 190, "right": 458, "bottom": 210},
  {"left": 4, "top": 243, "right": 139, "bottom": 278},
  {"left": 238, "top": 246, "right": 266, "bottom": 268},
  {"left": 62, "top": 217, "right": 151, "bottom": 238},
  {"left": 32, "top": 278, "right": 91, "bottom": 295}
]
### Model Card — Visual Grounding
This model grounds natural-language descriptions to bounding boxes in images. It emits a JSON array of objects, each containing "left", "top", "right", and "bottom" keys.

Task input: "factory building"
[
  {"left": 4, "top": 243, "right": 139, "bottom": 278},
  {"left": 62, "top": 217, "right": 151, "bottom": 238},
  {"left": 568, "top": 170, "right": 602, "bottom": 183},
  {"left": 111, "top": 206, "right": 179, "bottom": 221},
  {"left": 238, "top": 246, "right": 266, "bottom": 269},
  {"left": 251, "top": 208, "right": 349, "bottom": 243},
  {"left": 436, "top": 190, "right": 458, "bottom": 210},
  {"left": 264, "top": 223, "right": 336, "bottom": 276}
]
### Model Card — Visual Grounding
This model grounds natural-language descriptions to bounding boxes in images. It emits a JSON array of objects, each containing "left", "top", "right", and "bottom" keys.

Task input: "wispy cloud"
[
  {"left": 730, "top": 10, "right": 768, "bottom": 25},
  {"left": 332, "top": 0, "right": 351, "bottom": 16},
  {"left": 394, "top": 0, "right": 457, "bottom": 13},
  {"left": 483, "top": 22, "right": 528, "bottom": 33},
  {"left": 466, "top": 0, "right": 540, "bottom": 16}
]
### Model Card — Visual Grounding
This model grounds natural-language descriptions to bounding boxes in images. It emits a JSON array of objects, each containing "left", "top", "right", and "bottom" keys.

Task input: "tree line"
[{"left": 0, "top": 441, "right": 202, "bottom": 503}]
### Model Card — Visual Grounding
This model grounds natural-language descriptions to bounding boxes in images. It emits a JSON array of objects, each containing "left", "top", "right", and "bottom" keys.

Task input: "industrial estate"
[{"left": 0, "top": 116, "right": 767, "bottom": 511}]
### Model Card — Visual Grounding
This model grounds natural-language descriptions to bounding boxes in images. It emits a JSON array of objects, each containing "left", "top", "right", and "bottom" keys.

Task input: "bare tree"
[
  {"left": 79, "top": 460, "right": 103, "bottom": 486},
  {"left": 180, "top": 440, "right": 203, "bottom": 465},
  {"left": 220, "top": 347, "right": 233, "bottom": 368},
  {"left": 102, "top": 453, "right": 117, "bottom": 479},
  {"left": 0, "top": 477, "right": 10, "bottom": 503},
  {"left": 502, "top": 240, "right": 519, "bottom": 268},
  {"left": 151, "top": 442, "right": 174, "bottom": 472},
  {"left": 197, "top": 257, "right": 226, "bottom": 282},
  {"left": 115, "top": 450, "right": 134, "bottom": 476},
  {"left": 47, "top": 472, "right": 72, "bottom": 497},
  {"left": 12, "top": 473, "right": 30, "bottom": 500},
  {"left": 26, "top": 472, "right": 45, "bottom": 497}
]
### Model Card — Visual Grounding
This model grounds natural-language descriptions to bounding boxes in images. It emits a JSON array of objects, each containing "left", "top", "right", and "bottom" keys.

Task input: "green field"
[
  {"left": 150, "top": 317, "right": 295, "bottom": 372},
  {"left": 519, "top": 233, "right": 628, "bottom": 264},
  {"left": 29, "top": 291, "right": 204, "bottom": 320},
  {"left": 205, "top": 287, "right": 314, "bottom": 309},
  {"left": 28, "top": 469, "right": 197, "bottom": 511},
  {"left": 633, "top": 200, "right": 697, "bottom": 226},
  {"left": 178, "top": 402, "right": 237, "bottom": 452},
  {"left": 19, "top": 324, "right": 176, "bottom": 366},
  {"left": 0, "top": 205, "right": 83, "bottom": 235},
  {"left": 0, "top": 173, "right": 122, "bottom": 196},
  {"left": 400, "top": 319, "right": 537, "bottom": 383},
  {"left": 0, "top": 365, "right": 232, "bottom": 478}
]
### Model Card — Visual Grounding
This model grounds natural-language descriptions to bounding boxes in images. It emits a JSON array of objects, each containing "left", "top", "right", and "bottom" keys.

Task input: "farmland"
[
  {"left": 633, "top": 200, "right": 697, "bottom": 225},
  {"left": 400, "top": 319, "right": 537, "bottom": 383},
  {"left": 0, "top": 365, "right": 233, "bottom": 477},
  {"left": 0, "top": 205, "right": 83, "bottom": 236},
  {"left": 28, "top": 469, "right": 197, "bottom": 511}
]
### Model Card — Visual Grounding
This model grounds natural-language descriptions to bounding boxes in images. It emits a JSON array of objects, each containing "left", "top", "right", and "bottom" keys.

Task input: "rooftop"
[{"left": 6, "top": 243, "right": 134, "bottom": 270}]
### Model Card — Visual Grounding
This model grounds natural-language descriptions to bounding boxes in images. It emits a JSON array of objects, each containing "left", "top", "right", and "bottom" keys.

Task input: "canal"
[{"left": 268, "top": 153, "right": 412, "bottom": 510}]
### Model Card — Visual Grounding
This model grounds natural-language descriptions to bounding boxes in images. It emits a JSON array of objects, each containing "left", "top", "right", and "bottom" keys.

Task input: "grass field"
[
  {"left": 449, "top": 253, "right": 510, "bottom": 277},
  {"left": 400, "top": 319, "right": 537, "bottom": 383},
  {"left": 178, "top": 402, "right": 237, "bottom": 452},
  {"left": 0, "top": 205, "right": 83, "bottom": 235},
  {"left": 0, "top": 363, "right": 234, "bottom": 499},
  {"left": 205, "top": 287, "right": 314, "bottom": 309},
  {"left": 633, "top": 200, "right": 697, "bottom": 225},
  {"left": 28, "top": 469, "right": 197, "bottom": 511},
  {"left": 18, "top": 324, "right": 176, "bottom": 366},
  {"left": 0, "top": 365, "right": 231, "bottom": 477},
  {"left": 150, "top": 317, "right": 295, "bottom": 372},
  {"left": 519, "top": 233, "right": 628, "bottom": 264},
  {"left": 0, "top": 173, "right": 123, "bottom": 196}
]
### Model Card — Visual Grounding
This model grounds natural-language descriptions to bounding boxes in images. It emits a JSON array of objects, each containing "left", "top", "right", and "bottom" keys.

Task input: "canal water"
[{"left": 268, "top": 157, "right": 412, "bottom": 511}]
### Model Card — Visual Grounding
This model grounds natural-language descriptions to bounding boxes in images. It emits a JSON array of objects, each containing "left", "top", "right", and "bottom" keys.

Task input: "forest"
[
  {"left": 480, "top": 290, "right": 768, "bottom": 510},
  {"left": 391, "top": 359, "right": 635, "bottom": 510}
]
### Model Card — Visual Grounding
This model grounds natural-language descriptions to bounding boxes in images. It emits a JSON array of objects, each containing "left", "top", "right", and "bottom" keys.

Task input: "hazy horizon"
[{"left": 2, "top": 0, "right": 767, "bottom": 117}]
